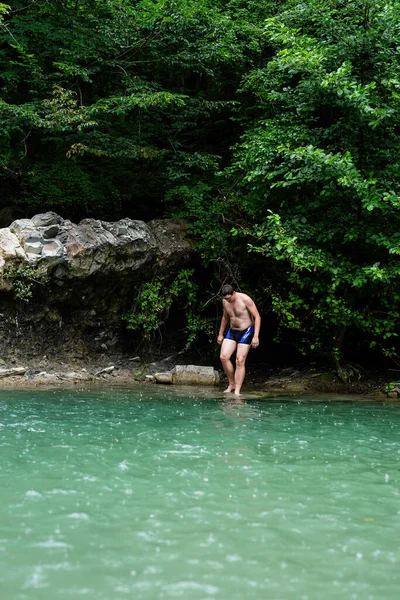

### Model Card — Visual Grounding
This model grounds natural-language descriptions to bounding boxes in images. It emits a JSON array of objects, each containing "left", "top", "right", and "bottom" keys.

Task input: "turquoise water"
[{"left": 1, "top": 387, "right": 400, "bottom": 600}]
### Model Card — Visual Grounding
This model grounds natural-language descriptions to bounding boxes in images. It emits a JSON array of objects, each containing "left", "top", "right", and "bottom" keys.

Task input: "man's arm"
[
  {"left": 245, "top": 296, "right": 261, "bottom": 348},
  {"left": 217, "top": 309, "right": 229, "bottom": 345}
]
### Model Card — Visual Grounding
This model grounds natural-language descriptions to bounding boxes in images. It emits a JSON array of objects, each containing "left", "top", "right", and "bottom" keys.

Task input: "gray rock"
[
  {"left": 154, "top": 372, "right": 174, "bottom": 384},
  {"left": 26, "top": 252, "right": 41, "bottom": 262},
  {"left": 0, "top": 213, "right": 193, "bottom": 362},
  {"left": 0, "top": 229, "right": 24, "bottom": 258},
  {"left": 42, "top": 240, "right": 64, "bottom": 258},
  {"left": 0, "top": 367, "right": 27, "bottom": 378},
  {"left": 43, "top": 225, "right": 60, "bottom": 239},
  {"left": 23, "top": 240, "right": 43, "bottom": 255},
  {"left": 63, "top": 372, "right": 79, "bottom": 379},
  {"left": 1, "top": 214, "right": 191, "bottom": 283},
  {"left": 31, "top": 212, "right": 64, "bottom": 228},
  {"left": 172, "top": 365, "right": 219, "bottom": 386},
  {"left": 10, "top": 219, "right": 37, "bottom": 237},
  {"left": 96, "top": 366, "right": 115, "bottom": 376}
]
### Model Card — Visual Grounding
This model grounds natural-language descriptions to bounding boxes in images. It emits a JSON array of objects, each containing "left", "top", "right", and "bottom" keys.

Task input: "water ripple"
[{"left": 0, "top": 389, "right": 400, "bottom": 600}]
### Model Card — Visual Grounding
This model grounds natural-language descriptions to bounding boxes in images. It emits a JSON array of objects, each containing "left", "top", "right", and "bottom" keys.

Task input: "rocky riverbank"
[
  {"left": 0, "top": 212, "right": 192, "bottom": 364},
  {"left": 0, "top": 352, "right": 394, "bottom": 400},
  {"left": 0, "top": 354, "right": 159, "bottom": 388},
  {"left": 0, "top": 213, "right": 397, "bottom": 399}
]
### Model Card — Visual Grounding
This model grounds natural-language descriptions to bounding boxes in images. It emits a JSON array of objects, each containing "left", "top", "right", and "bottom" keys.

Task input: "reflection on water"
[{"left": 0, "top": 387, "right": 399, "bottom": 600}]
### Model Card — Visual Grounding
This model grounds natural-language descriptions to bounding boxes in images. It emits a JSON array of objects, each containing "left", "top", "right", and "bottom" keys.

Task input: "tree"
[
  {"left": 222, "top": 0, "right": 400, "bottom": 368},
  {"left": 0, "top": 0, "right": 255, "bottom": 220}
]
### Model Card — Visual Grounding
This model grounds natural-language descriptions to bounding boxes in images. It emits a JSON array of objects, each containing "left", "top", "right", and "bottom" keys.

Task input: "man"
[{"left": 217, "top": 284, "right": 261, "bottom": 396}]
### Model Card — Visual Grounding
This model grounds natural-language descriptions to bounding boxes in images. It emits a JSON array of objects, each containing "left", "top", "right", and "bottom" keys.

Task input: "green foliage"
[
  {"left": 219, "top": 0, "right": 400, "bottom": 365},
  {"left": 167, "top": 182, "right": 231, "bottom": 260},
  {"left": 1, "top": 0, "right": 400, "bottom": 366},
  {"left": 123, "top": 269, "right": 212, "bottom": 348},
  {"left": 3, "top": 262, "right": 48, "bottom": 302},
  {"left": 0, "top": 3, "right": 9, "bottom": 21},
  {"left": 0, "top": 0, "right": 257, "bottom": 219},
  {"left": 384, "top": 382, "right": 396, "bottom": 394}
]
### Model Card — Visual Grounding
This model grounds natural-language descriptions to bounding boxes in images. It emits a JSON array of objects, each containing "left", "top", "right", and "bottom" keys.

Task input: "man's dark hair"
[{"left": 221, "top": 284, "right": 234, "bottom": 296}]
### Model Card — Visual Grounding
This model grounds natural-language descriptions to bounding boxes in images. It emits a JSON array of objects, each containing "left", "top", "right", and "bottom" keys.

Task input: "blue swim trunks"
[{"left": 225, "top": 326, "right": 254, "bottom": 345}]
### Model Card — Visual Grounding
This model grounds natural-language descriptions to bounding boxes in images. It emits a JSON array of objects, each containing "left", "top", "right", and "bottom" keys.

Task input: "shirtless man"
[{"left": 217, "top": 284, "right": 261, "bottom": 396}]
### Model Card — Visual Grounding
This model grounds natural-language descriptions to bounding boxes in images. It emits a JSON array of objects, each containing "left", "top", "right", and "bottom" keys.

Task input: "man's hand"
[
  {"left": 217, "top": 334, "right": 224, "bottom": 345},
  {"left": 251, "top": 336, "right": 259, "bottom": 349}
]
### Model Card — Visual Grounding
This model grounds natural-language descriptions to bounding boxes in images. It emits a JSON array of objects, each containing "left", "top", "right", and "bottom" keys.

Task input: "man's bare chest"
[{"left": 225, "top": 301, "right": 248, "bottom": 319}]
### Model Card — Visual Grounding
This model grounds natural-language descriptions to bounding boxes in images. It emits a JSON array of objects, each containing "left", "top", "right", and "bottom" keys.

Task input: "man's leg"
[
  {"left": 220, "top": 338, "right": 237, "bottom": 392},
  {"left": 234, "top": 343, "right": 251, "bottom": 396}
]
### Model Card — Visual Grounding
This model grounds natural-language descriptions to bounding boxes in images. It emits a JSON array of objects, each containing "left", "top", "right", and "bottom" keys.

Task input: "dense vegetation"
[{"left": 1, "top": 0, "right": 400, "bottom": 370}]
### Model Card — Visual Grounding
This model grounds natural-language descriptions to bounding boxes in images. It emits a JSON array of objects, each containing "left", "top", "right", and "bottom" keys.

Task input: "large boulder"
[
  {"left": 154, "top": 366, "right": 220, "bottom": 386},
  {"left": 173, "top": 365, "right": 220, "bottom": 386},
  {"left": 1, "top": 212, "right": 192, "bottom": 283},
  {"left": 0, "top": 213, "right": 193, "bottom": 361}
]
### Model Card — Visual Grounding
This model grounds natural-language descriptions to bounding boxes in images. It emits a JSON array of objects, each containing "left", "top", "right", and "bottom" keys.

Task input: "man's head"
[{"left": 221, "top": 284, "right": 235, "bottom": 301}]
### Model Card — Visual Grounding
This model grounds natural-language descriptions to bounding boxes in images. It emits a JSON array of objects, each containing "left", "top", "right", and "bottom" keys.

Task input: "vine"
[{"left": 123, "top": 269, "right": 212, "bottom": 348}]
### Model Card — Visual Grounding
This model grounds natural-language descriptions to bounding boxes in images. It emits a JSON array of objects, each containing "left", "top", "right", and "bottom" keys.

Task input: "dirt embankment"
[{"left": 256, "top": 365, "right": 392, "bottom": 398}]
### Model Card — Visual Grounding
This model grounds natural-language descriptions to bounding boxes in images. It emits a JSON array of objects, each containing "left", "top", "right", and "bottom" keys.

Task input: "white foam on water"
[
  {"left": 226, "top": 554, "right": 241, "bottom": 562},
  {"left": 164, "top": 581, "right": 219, "bottom": 594},
  {"left": 67, "top": 512, "right": 89, "bottom": 521},
  {"left": 25, "top": 490, "right": 42, "bottom": 498},
  {"left": 23, "top": 566, "right": 48, "bottom": 589},
  {"left": 45, "top": 488, "right": 78, "bottom": 495},
  {"left": 33, "top": 537, "right": 72, "bottom": 549},
  {"left": 115, "top": 585, "right": 131, "bottom": 593}
]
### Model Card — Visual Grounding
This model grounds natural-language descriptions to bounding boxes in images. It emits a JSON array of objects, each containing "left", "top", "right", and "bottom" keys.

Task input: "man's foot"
[
  {"left": 223, "top": 385, "right": 236, "bottom": 393},
  {"left": 234, "top": 390, "right": 242, "bottom": 397}
]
